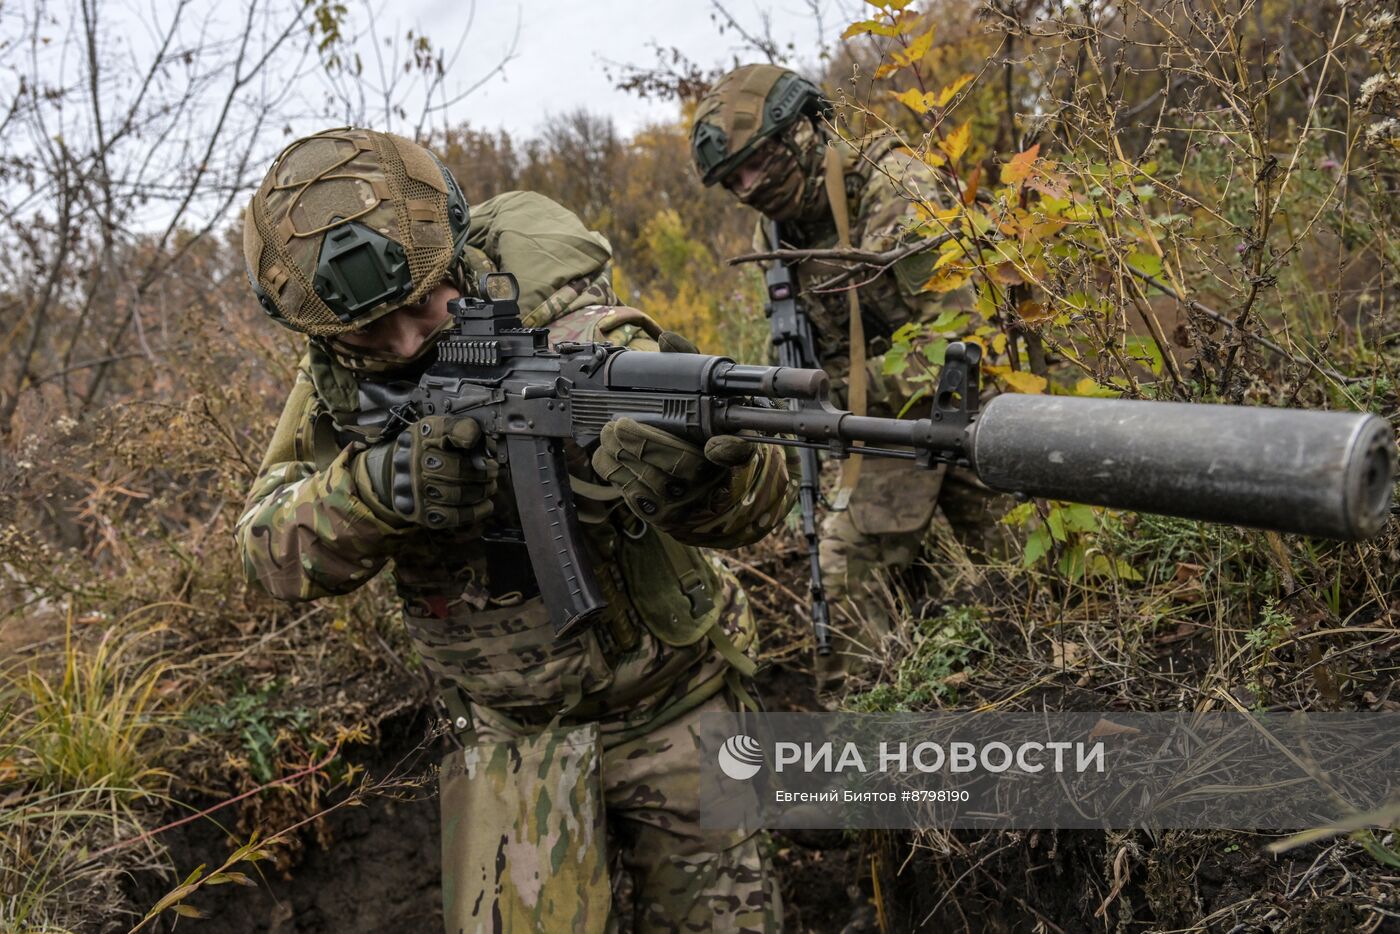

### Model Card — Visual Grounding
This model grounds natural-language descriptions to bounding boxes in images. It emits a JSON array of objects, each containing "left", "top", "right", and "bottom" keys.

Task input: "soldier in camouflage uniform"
[
  {"left": 691, "top": 65, "right": 1009, "bottom": 692},
  {"left": 236, "top": 127, "right": 791, "bottom": 932}
]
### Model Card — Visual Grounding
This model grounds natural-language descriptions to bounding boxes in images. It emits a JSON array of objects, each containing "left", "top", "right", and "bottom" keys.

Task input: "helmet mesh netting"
[{"left": 250, "top": 128, "right": 455, "bottom": 336}]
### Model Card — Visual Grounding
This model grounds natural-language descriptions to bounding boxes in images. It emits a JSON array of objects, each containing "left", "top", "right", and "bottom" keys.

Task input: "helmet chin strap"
[{"left": 778, "top": 133, "right": 811, "bottom": 212}]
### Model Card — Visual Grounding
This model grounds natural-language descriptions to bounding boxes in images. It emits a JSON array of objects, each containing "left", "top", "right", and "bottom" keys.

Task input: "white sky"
[
  {"left": 1, "top": 0, "right": 858, "bottom": 234},
  {"left": 354, "top": 0, "right": 851, "bottom": 137}
]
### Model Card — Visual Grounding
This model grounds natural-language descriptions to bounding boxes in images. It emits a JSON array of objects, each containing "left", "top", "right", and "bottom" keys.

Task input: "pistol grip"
[{"left": 504, "top": 435, "right": 608, "bottom": 636}]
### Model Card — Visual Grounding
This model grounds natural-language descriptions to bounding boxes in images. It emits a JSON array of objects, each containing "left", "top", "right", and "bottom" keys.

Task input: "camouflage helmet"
[
  {"left": 691, "top": 64, "right": 829, "bottom": 187},
  {"left": 243, "top": 127, "right": 470, "bottom": 337}
]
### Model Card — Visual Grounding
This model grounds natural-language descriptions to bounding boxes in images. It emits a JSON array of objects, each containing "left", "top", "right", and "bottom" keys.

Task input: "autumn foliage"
[{"left": 2, "top": 0, "right": 1400, "bottom": 929}]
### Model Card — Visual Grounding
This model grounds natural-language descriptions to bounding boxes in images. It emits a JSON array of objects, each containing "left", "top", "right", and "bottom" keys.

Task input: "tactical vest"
[
  {"left": 295, "top": 303, "right": 752, "bottom": 728},
  {"left": 762, "top": 135, "right": 936, "bottom": 416},
  {"left": 772, "top": 133, "right": 924, "bottom": 378}
]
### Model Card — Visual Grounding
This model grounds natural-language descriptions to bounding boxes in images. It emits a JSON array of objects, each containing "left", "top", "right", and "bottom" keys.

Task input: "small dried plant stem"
[{"left": 88, "top": 742, "right": 344, "bottom": 861}]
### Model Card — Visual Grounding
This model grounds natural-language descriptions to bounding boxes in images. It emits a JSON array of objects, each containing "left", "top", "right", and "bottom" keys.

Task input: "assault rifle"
[
  {"left": 763, "top": 220, "right": 832, "bottom": 655},
  {"left": 402, "top": 272, "right": 1396, "bottom": 640}
]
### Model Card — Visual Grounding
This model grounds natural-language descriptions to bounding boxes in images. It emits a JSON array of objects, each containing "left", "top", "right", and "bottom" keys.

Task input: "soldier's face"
[
  {"left": 336, "top": 283, "right": 460, "bottom": 358},
  {"left": 721, "top": 135, "right": 806, "bottom": 220},
  {"left": 730, "top": 153, "right": 768, "bottom": 193}
]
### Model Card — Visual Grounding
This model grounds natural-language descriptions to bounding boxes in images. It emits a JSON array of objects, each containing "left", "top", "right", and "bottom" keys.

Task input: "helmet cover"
[
  {"left": 691, "top": 64, "right": 829, "bottom": 187},
  {"left": 243, "top": 127, "right": 470, "bottom": 336}
]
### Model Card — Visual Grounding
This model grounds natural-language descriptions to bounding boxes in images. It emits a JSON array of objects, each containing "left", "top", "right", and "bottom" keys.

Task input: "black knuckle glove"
[{"left": 367, "top": 415, "right": 497, "bottom": 528}]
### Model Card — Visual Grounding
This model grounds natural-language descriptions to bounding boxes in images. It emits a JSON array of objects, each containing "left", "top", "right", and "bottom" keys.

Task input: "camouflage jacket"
[
  {"left": 755, "top": 134, "right": 968, "bottom": 415},
  {"left": 237, "top": 193, "right": 794, "bottom": 737}
]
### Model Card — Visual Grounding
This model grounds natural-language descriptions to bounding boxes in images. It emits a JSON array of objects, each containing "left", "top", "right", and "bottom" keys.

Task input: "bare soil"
[{"left": 127, "top": 661, "right": 868, "bottom": 934}]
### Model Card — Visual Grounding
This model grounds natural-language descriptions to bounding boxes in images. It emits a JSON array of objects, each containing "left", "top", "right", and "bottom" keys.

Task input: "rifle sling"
[{"left": 824, "top": 143, "right": 864, "bottom": 490}]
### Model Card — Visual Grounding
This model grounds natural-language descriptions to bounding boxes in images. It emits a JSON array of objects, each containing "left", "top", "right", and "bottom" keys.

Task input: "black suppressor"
[{"left": 968, "top": 395, "right": 1395, "bottom": 541}]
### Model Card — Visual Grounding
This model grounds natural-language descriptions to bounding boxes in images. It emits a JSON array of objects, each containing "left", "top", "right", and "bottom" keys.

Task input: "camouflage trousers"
[
  {"left": 816, "top": 457, "right": 1010, "bottom": 691},
  {"left": 440, "top": 688, "right": 782, "bottom": 933}
]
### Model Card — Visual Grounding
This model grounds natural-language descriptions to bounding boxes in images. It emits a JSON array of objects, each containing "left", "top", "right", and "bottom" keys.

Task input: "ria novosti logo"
[
  {"left": 717, "top": 734, "right": 764, "bottom": 780},
  {"left": 716, "top": 734, "right": 1109, "bottom": 781}
]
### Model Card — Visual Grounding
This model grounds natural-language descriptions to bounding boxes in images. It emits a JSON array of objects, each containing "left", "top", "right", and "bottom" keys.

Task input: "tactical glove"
[
  {"left": 360, "top": 415, "right": 498, "bottom": 528},
  {"left": 592, "top": 419, "right": 756, "bottom": 527},
  {"left": 591, "top": 330, "right": 756, "bottom": 527}
]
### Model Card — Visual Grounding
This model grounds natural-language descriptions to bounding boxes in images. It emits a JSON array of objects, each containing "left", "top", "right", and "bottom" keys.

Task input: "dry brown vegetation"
[{"left": 2, "top": 0, "right": 1399, "bottom": 931}]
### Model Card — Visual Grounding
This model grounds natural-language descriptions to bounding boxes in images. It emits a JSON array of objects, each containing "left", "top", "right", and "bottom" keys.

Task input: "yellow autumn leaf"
[
  {"left": 991, "top": 332, "right": 1009, "bottom": 355},
  {"left": 982, "top": 366, "right": 1048, "bottom": 394},
  {"left": 932, "top": 248, "right": 962, "bottom": 271},
  {"left": 940, "top": 120, "right": 972, "bottom": 163},
  {"left": 1028, "top": 218, "right": 1068, "bottom": 241},
  {"left": 1002, "top": 370, "right": 1048, "bottom": 394},
  {"left": 1073, "top": 377, "right": 1122, "bottom": 398},
  {"left": 920, "top": 149, "right": 946, "bottom": 169},
  {"left": 874, "top": 27, "right": 934, "bottom": 77},
  {"left": 900, "top": 28, "right": 935, "bottom": 63},
  {"left": 1000, "top": 143, "right": 1041, "bottom": 186},
  {"left": 933, "top": 74, "right": 974, "bottom": 109},
  {"left": 915, "top": 202, "right": 960, "bottom": 223},
  {"left": 920, "top": 266, "right": 973, "bottom": 293},
  {"left": 842, "top": 18, "right": 904, "bottom": 39},
  {"left": 892, "top": 88, "right": 935, "bottom": 114}
]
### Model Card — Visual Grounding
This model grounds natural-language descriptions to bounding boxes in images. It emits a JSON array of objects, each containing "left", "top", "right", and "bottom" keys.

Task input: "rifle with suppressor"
[
  {"left": 400, "top": 272, "right": 1397, "bottom": 640},
  {"left": 763, "top": 219, "right": 832, "bottom": 655}
]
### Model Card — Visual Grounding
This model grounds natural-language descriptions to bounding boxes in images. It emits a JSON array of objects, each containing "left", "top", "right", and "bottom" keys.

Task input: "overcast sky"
[
  {"left": 339, "top": 0, "right": 851, "bottom": 138},
  {"left": 3, "top": 0, "right": 857, "bottom": 233}
]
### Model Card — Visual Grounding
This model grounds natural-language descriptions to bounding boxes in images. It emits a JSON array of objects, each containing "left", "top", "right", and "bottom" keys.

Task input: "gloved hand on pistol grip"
[{"left": 361, "top": 415, "right": 498, "bottom": 528}]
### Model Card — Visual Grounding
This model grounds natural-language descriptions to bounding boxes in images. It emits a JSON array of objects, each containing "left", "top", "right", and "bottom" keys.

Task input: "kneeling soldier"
[{"left": 237, "top": 127, "right": 791, "bottom": 932}]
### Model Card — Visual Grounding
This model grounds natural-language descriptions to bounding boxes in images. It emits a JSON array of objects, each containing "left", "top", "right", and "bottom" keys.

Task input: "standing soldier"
[
  {"left": 236, "top": 127, "right": 790, "bottom": 932},
  {"left": 691, "top": 64, "right": 1008, "bottom": 694}
]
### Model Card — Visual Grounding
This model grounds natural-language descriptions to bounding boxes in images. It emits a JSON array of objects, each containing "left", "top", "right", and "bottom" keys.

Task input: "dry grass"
[
  {"left": 9, "top": 614, "right": 174, "bottom": 801},
  {"left": 1, "top": 0, "right": 1399, "bottom": 928}
]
